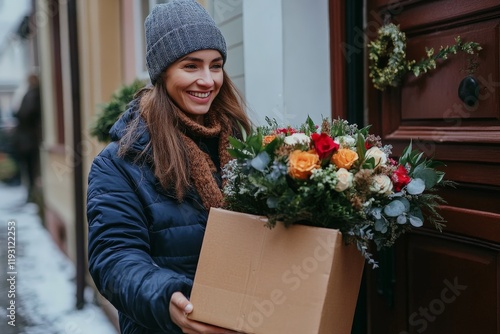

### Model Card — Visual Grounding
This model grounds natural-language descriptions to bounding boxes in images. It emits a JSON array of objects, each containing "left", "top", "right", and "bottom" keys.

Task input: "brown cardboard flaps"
[{"left": 189, "top": 208, "right": 365, "bottom": 334}]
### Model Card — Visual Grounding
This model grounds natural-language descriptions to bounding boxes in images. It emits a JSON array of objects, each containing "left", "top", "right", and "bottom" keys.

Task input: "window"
[{"left": 134, "top": 0, "right": 171, "bottom": 80}]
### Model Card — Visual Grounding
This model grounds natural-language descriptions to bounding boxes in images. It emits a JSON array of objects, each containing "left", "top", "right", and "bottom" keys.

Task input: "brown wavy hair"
[{"left": 118, "top": 71, "right": 251, "bottom": 199}]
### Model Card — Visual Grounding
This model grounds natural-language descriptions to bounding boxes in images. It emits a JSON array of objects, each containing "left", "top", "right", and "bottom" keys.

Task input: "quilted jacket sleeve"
[{"left": 87, "top": 152, "right": 191, "bottom": 332}]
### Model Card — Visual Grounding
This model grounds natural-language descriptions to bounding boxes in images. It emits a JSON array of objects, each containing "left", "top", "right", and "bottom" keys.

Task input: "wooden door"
[{"left": 365, "top": 1, "right": 500, "bottom": 333}]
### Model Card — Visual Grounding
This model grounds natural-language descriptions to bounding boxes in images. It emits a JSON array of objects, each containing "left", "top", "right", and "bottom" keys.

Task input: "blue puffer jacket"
[{"left": 87, "top": 102, "right": 213, "bottom": 333}]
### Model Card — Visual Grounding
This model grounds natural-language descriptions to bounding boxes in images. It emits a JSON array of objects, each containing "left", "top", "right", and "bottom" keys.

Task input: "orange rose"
[
  {"left": 288, "top": 150, "right": 320, "bottom": 180},
  {"left": 331, "top": 148, "right": 359, "bottom": 170},
  {"left": 263, "top": 135, "right": 277, "bottom": 145}
]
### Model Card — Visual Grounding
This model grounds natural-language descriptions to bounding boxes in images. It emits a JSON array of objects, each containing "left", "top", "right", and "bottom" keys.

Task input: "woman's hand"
[{"left": 170, "top": 292, "right": 240, "bottom": 334}]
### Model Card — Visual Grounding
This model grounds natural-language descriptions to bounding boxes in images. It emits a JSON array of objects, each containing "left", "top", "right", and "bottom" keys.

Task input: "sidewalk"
[{"left": 0, "top": 183, "right": 118, "bottom": 334}]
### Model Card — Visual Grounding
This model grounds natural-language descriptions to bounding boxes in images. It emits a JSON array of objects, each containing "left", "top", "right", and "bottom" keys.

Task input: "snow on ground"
[{"left": 0, "top": 184, "right": 117, "bottom": 334}]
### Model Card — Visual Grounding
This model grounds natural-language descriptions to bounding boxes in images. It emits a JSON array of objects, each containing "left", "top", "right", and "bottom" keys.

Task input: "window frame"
[{"left": 133, "top": 0, "right": 171, "bottom": 81}]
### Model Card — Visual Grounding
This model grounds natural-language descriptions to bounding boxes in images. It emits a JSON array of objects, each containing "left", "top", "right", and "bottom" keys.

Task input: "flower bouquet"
[{"left": 223, "top": 116, "right": 452, "bottom": 268}]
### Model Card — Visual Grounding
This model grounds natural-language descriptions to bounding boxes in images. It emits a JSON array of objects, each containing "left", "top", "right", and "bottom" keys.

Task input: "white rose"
[
  {"left": 365, "top": 147, "right": 388, "bottom": 166},
  {"left": 335, "top": 168, "right": 353, "bottom": 192},
  {"left": 335, "top": 135, "right": 356, "bottom": 148},
  {"left": 370, "top": 174, "right": 393, "bottom": 195},
  {"left": 284, "top": 133, "right": 311, "bottom": 146}
]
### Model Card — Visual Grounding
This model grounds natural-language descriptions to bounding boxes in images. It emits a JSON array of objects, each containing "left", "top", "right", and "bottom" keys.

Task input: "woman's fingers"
[
  {"left": 171, "top": 292, "right": 193, "bottom": 314},
  {"left": 170, "top": 292, "right": 240, "bottom": 334}
]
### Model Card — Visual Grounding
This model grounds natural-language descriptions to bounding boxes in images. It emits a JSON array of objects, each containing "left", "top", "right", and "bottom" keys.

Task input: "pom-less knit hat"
[{"left": 145, "top": 0, "right": 227, "bottom": 84}]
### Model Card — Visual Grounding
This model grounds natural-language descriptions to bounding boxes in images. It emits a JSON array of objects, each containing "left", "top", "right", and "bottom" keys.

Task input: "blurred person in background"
[{"left": 13, "top": 73, "right": 42, "bottom": 202}]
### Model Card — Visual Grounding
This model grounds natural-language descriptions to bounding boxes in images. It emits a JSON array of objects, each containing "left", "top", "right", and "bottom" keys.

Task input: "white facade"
[
  {"left": 126, "top": 0, "right": 331, "bottom": 127},
  {"left": 0, "top": 0, "right": 32, "bottom": 119},
  {"left": 208, "top": 0, "right": 332, "bottom": 126},
  {"left": 239, "top": 0, "right": 331, "bottom": 126}
]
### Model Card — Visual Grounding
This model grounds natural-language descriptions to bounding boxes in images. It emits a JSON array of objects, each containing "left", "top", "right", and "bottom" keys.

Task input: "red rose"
[
  {"left": 311, "top": 133, "right": 339, "bottom": 160},
  {"left": 391, "top": 165, "right": 411, "bottom": 192},
  {"left": 275, "top": 127, "right": 297, "bottom": 136}
]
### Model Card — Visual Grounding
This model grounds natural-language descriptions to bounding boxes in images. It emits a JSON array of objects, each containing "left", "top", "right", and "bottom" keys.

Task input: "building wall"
[
  {"left": 243, "top": 0, "right": 331, "bottom": 126},
  {"left": 121, "top": 0, "right": 138, "bottom": 84},
  {"left": 36, "top": 0, "right": 122, "bottom": 263},
  {"left": 207, "top": 0, "right": 245, "bottom": 96},
  {"left": 78, "top": 0, "right": 122, "bottom": 193},
  {"left": 0, "top": 0, "right": 32, "bottom": 120},
  {"left": 37, "top": 0, "right": 76, "bottom": 258}
]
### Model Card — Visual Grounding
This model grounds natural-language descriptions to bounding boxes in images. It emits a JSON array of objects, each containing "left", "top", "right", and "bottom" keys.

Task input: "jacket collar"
[{"left": 109, "top": 98, "right": 150, "bottom": 153}]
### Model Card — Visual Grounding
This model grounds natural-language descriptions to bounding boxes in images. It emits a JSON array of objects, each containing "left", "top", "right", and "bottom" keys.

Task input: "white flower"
[
  {"left": 335, "top": 135, "right": 356, "bottom": 148},
  {"left": 365, "top": 147, "right": 388, "bottom": 166},
  {"left": 370, "top": 174, "right": 393, "bottom": 195},
  {"left": 284, "top": 133, "right": 311, "bottom": 146},
  {"left": 335, "top": 168, "right": 353, "bottom": 192}
]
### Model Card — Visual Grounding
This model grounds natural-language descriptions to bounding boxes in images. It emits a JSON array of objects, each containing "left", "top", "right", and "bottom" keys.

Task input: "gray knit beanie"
[{"left": 145, "top": 0, "right": 227, "bottom": 84}]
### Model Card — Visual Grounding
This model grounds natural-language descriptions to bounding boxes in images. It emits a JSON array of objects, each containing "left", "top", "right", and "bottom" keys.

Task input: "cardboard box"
[{"left": 189, "top": 208, "right": 365, "bottom": 334}]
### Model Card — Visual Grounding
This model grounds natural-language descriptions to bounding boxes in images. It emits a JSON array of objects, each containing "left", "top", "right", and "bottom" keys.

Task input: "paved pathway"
[{"left": 0, "top": 184, "right": 117, "bottom": 334}]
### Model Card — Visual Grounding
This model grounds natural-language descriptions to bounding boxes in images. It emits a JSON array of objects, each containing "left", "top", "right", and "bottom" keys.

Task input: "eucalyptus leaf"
[
  {"left": 384, "top": 200, "right": 406, "bottom": 217},
  {"left": 410, "top": 207, "right": 424, "bottom": 221},
  {"left": 397, "top": 214, "right": 407, "bottom": 224},
  {"left": 413, "top": 168, "right": 438, "bottom": 189},
  {"left": 371, "top": 207, "right": 382, "bottom": 219},
  {"left": 251, "top": 152, "right": 271, "bottom": 172},
  {"left": 407, "top": 178, "right": 425, "bottom": 195},
  {"left": 374, "top": 219, "right": 388, "bottom": 233},
  {"left": 409, "top": 215, "right": 423, "bottom": 227}
]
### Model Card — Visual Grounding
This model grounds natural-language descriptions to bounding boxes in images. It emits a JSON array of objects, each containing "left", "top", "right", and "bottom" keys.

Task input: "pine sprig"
[
  {"left": 411, "top": 36, "right": 482, "bottom": 77},
  {"left": 90, "top": 79, "right": 146, "bottom": 143}
]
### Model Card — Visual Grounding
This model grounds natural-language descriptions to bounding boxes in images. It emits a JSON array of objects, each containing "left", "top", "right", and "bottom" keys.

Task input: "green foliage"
[
  {"left": 222, "top": 116, "right": 452, "bottom": 268},
  {"left": 410, "top": 36, "right": 482, "bottom": 78},
  {"left": 89, "top": 79, "right": 146, "bottom": 143},
  {"left": 368, "top": 23, "right": 481, "bottom": 91}
]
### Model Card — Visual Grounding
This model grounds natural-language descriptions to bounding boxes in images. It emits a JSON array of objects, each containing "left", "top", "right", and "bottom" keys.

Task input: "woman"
[{"left": 86, "top": 1, "right": 251, "bottom": 333}]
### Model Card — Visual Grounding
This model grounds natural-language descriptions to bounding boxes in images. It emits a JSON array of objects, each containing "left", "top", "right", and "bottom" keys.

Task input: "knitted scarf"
[{"left": 177, "top": 110, "right": 232, "bottom": 211}]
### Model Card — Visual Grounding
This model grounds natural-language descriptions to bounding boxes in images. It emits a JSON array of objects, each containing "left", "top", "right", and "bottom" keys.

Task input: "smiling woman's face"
[{"left": 164, "top": 49, "right": 224, "bottom": 124}]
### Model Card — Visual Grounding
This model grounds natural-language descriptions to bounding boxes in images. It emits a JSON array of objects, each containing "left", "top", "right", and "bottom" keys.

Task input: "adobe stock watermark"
[
  {"left": 235, "top": 233, "right": 337, "bottom": 332},
  {"left": 30, "top": 0, "right": 68, "bottom": 35},
  {"left": 441, "top": 73, "right": 500, "bottom": 126},
  {"left": 50, "top": 131, "right": 103, "bottom": 181},
  {"left": 399, "top": 277, "right": 467, "bottom": 334},
  {"left": 6, "top": 220, "right": 17, "bottom": 327},
  {"left": 212, "top": 0, "right": 240, "bottom": 23}
]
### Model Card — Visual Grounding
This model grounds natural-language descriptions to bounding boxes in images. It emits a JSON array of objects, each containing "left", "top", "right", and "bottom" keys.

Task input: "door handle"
[{"left": 458, "top": 76, "right": 480, "bottom": 107}]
